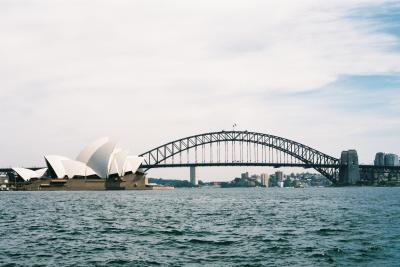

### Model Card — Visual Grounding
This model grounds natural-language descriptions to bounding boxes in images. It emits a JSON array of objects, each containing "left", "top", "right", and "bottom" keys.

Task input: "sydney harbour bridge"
[{"left": 139, "top": 130, "right": 400, "bottom": 185}]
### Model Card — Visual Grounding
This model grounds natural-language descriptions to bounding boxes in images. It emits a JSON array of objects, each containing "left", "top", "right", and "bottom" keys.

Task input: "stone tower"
[{"left": 339, "top": 150, "right": 360, "bottom": 185}]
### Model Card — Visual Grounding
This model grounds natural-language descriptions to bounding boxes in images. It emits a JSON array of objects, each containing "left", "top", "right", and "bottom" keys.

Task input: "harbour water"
[{"left": 1, "top": 187, "right": 399, "bottom": 266}]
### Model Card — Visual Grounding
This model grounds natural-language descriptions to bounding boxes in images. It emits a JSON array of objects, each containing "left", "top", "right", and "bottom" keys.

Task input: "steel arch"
[{"left": 139, "top": 131, "right": 340, "bottom": 183}]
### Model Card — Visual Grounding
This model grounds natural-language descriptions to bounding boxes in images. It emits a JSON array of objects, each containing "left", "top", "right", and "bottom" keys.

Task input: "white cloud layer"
[{"left": 0, "top": 0, "right": 399, "bottom": 180}]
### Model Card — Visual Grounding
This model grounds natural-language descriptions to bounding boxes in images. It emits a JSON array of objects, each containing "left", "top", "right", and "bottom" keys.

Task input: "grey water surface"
[{"left": 1, "top": 187, "right": 399, "bottom": 266}]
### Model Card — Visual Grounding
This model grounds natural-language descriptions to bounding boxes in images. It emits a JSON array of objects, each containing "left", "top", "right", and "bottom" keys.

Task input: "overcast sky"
[{"left": 1, "top": 0, "right": 400, "bottom": 180}]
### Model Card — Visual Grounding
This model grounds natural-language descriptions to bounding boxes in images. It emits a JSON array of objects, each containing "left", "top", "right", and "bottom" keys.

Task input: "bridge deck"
[
  {"left": 2, "top": 164, "right": 399, "bottom": 173},
  {"left": 141, "top": 163, "right": 340, "bottom": 169}
]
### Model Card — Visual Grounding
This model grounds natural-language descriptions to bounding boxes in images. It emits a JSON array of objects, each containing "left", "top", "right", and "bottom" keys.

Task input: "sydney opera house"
[{"left": 9, "top": 137, "right": 152, "bottom": 190}]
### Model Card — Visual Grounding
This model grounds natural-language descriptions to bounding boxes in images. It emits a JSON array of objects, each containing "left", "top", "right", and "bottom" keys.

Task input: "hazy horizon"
[{"left": 1, "top": 0, "right": 400, "bottom": 181}]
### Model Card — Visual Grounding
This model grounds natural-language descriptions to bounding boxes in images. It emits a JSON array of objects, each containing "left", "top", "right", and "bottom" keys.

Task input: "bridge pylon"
[
  {"left": 339, "top": 150, "right": 360, "bottom": 185},
  {"left": 190, "top": 166, "right": 197, "bottom": 185}
]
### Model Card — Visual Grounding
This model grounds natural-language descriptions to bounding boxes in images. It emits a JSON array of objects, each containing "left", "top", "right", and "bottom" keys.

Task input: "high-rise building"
[
  {"left": 260, "top": 173, "right": 269, "bottom": 187},
  {"left": 241, "top": 172, "right": 249, "bottom": 179},
  {"left": 375, "top": 152, "right": 399, "bottom": 166},
  {"left": 385, "top": 154, "right": 399, "bottom": 166},
  {"left": 276, "top": 171, "right": 284, "bottom": 188},
  {"left": 374, "top": 152, "right": 385, "bottom": 166}
]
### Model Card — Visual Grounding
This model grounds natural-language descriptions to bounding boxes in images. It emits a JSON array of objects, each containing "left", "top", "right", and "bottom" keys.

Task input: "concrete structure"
[
  {"left": 0, "top": 174, "right": 9, "bottom": 191},
  {"left": 21, "top": 173, "right": 151, "bottom": 191},
  {"left": 385, "top": 154, "right": 399, "bottom": 166},
  {"left": 374, "top": 152, "right": 399, "bottom": 167},
  {"left": 190, "top": 166, "right": 197, "bottom": 185},
  {"left": 276, "top": 171, "right": 284, "bottom": 187},
  {"left": 241, "top": 172, "right": 249, "bottom": 179},
  {"left": 260, "top": 173, "right": 269, "bottom": 187},
  {"left": 375, "top": 152, "right": 399, "bottom": 167},
  {"left": 339, "top": 150, "right": 360, "bottom": 185},
  {"left": 250, "top": 174, "right": 260, "bottom": 181},
  {"left": 374, "top": 152, "right": 385, "bottom": 166}
]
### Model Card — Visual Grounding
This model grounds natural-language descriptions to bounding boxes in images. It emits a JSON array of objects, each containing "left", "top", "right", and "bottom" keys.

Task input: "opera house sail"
[{"left": 10, "top": 137, "right": 147, "bottom": 190}]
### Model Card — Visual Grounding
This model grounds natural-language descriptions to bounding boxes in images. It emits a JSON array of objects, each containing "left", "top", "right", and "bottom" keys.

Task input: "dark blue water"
[{"left": 1, "top": 187, "right": 399, "bottom": 266}]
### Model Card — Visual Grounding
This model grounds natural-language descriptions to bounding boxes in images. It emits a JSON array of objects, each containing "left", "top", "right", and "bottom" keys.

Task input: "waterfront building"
[
  {"left": 250, "top": 174, "right": 260, "bottom": 182},
  {"left": 384, "top": 154, "right": 399, "bottom": 166},
  {"left": 11, "top": 137, "right": 144, "bottom": 181},
  {"left": 260, "top": 173, "right": 269, "bottom": 187},
  {"left": 276, "top": 171, "right": 284, "bottom": 187},
  {"left": 241, "top": 172, "right": 249, "bottom": 179},
  {"left": 0, "top": 174, "right": 9, "bottom": 191},
  {"left": 374, "top": 152, "right": 385, "bottom": 166},
  {"left": 374, "top": 152, "right": 399, "bottom": 166}
]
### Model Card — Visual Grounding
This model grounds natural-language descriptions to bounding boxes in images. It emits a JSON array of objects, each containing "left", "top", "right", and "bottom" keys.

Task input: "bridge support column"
[
  {"left": 190, "top": 166, "right": 197, "bottom": 185},
  {"left": 339, "top": 150, "right": 360, "bottom": 185}
]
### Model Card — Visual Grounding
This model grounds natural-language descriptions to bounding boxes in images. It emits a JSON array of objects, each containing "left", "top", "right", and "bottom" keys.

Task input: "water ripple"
[{"left": 0, "top": 187, "right": 400, "bottom": 266}]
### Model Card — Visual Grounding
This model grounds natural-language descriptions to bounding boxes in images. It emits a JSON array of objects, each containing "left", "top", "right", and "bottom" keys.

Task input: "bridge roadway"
[
  {"left": 140, "top": 163, "right": 400, "bottom": 172},
  {"left": 2, "top": 164, "right": 398, "bottom": 172},
  {"left": 140, "top": 163, "right": 339, "bottom": 169}
]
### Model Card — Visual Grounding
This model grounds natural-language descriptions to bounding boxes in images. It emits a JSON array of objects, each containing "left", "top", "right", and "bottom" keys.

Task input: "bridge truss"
[{"left": 139, "top": 131, "right": 340, "bottom": 183}]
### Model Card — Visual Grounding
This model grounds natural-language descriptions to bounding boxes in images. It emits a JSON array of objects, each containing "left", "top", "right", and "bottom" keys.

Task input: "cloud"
[{"left": 0, "top": 0, "right": 399, "bottom": 180}]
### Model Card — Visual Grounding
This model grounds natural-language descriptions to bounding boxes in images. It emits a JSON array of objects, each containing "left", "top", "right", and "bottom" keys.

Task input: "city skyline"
[{"left": 1, "top": 0, "right": 400, "bottom": 180}]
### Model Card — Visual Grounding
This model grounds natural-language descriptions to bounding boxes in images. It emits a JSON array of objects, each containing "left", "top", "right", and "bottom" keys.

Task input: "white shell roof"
[
  {"left": 44, "top": 155, "right": 69, "bottom": 178},
  {"left": 113, "top": 149, "right": 128, "bottom": 177},
  {"left": 12, "top": 168, "right": 39, "bottom": 181},
  {"left": 45, "top": 156, "right": 97, "bottom": 179},
  {"left": 35, "top": 168, "right": 48, "bottom": 178},
  {"left": 86, "top": 139, "right": 117, "bottom": 178},
  {"left": 108, "top": 148, "right": 121, "bottom": 176},
  {"left": 62, "top": 160, "right": 96, "bottom": 178},
  {"left": 124, "top": 156, "right": 144, "bottom": 175},
  {"left": 76, "top": 137, "right": 109, "bottom": 164},
  {"left": 37, "top": 137, "right": 142, "bottom": 179}
]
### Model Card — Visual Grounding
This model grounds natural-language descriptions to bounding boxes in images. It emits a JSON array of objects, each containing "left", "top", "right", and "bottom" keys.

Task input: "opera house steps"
[{"left": 23, "top": 173, "right": 150, "bottom": 191}]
